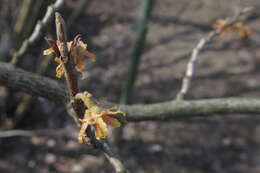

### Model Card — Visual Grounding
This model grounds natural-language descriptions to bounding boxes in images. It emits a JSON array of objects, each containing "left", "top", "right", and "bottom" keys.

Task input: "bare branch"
[
  {"left": 11, "top": 0, "right": 64, "bottom": 66},
  {"left": 1, "top": 62, "right": 260, "bottom": 122},
  {"left": 176, "top": 7, "right": 253, "bottom": 100},
  {"left": 121, "top": 98, "right": 260, "bottom": 121}
]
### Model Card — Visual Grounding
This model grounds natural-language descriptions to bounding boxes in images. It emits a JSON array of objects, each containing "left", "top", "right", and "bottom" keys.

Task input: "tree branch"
[
  {"left": 0, "top": 62, "right": 67, "bottom": 104},
  {"left": 122, "top": 98, "right": 260, "bottom": 121},
  {"left": 1, "top": 62, "right": 260, "bottom": 122}
]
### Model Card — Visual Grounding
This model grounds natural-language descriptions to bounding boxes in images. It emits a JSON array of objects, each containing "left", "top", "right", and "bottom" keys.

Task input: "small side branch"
[
  {"left": 176, "top": 7, "right": 253, "bottom": 100},
  {"left": 175, "top": 30, "right": 219, "bottom": 100},
  {"left": 11, "top": 0, "right": 64, "bottom": 66}
]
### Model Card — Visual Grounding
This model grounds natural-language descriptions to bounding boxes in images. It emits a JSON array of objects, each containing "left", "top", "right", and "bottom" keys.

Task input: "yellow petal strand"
[
  {"left": 74, "top": 55, "right": 86, "bottom": 80},
  {"left": 96, "top": 118, "right": 108, "bottom": 140},
  {"left": 102, "top": 115, "right": 121, "bottom": 127},
  {"left": 43, "top": 48, "right": 54, "bottom": 55},
  {"left": 105, "top": 106, "right": 126, "bottom": 116},
  {"left": 79, "top": 72, "right": 85, "bottom": 80},
  {"left": 56, "top": 63, "right": 64, "bottom": 78},
  {"left": 84, "top": 51, "right": 96, "bottom": 62}
]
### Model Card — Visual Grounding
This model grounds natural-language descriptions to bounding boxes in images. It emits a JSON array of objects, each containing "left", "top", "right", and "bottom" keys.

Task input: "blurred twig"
[
  {"left": 14, "top": 0, "right": 34, "bottom": 40},
  {"left": 176, "top": 7, "right": 253, "bottom": 100},
  {"left": 120, "top": 0, "right": 155, "bottom": 104},
  {"left": 14, "top": 0, "right": 46, "bottom": 43},
  {"left": 0, "top": 129, "right": 61, "bottom": 138},
  {"left": 10, "top": 0, "right": 64, "bottom": 66},
  {"left": 94, "top": 31, "right": 130, "bottom": 64},
  {"left": 67, "top": 0, "right": 93, "bottom": 33}
]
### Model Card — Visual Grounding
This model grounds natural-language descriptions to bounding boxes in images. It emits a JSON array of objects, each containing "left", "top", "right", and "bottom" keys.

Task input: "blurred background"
[{"left": 1, "top": 0, "right": 260, "bottom": 172}]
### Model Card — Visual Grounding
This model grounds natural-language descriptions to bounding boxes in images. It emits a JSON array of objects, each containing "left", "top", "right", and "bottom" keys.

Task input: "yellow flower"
[
  {"left": 43, "top": 35, "right": 95, "bottom": 79},
  {"left": 75, "top": 92, "right": 125, "bottom": 143},
  {"left": 213, "top": 19, "right": 252, "bottom": 38}
]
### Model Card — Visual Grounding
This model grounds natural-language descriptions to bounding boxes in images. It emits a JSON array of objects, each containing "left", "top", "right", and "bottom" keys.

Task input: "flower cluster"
[
  {"left": 213, "top": 19, "right": 252, "bottom": 38},
  {"left": 75, "top": 92, "right": 125, "bottom": 143},
  {"left": 43, "top": 35, "right": 95, "bottom": 79},
  {"left": 44, "top": 34, "right": 125, "bottom": 143}
]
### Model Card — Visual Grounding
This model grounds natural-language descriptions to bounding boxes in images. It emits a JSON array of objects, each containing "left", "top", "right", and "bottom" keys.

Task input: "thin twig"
[
  {"left": 176, "top": 7, "right": 253, "bottom": 100},
  {"left": 14, "top": 0, "right": 34, "bottom": 39},
  {"left": 10, "top": 0, "right": 64, "bottom": 66},
  {"left": 94, "top": 31, "right": 130, "bottom": 64}
]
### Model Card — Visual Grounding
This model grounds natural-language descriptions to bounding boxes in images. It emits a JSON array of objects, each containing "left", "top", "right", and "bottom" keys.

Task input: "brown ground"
[{"left": 1, "top": 0, "right": 260, "bottom": 172}]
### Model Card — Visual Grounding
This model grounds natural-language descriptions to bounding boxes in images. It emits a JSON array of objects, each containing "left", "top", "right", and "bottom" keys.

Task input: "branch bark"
[
  {"left": 0, "top": 62, "right": 67, "bottom": 104},
  {"left": 1, "top": 62, "right": 260, "bottom": 122}
]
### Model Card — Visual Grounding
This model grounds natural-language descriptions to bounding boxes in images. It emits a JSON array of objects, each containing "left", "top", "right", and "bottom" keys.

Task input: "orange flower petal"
[
  {"left": 55, "top": 57, "right": 62, "bottom": 63},
  {"left": 76, "top": 60, "right": 86, "bottom": 79},
  {"left": 96, "top": 118, "right": 108, "bottom": 140},
  {"left": 76, "top": 60, "right": 86, "bottom": 71},
  {"left": 84, "top": 51, "right": 96, "bottom": 62},
  {"left": 102, "top": 115, "right": 121, "bottom": 127},
  {"left": 220, "top": 27, "right": 231, "bottom": 36},
  {"left": 235, "top": 27, "right": 252, "bottom": 38}
]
